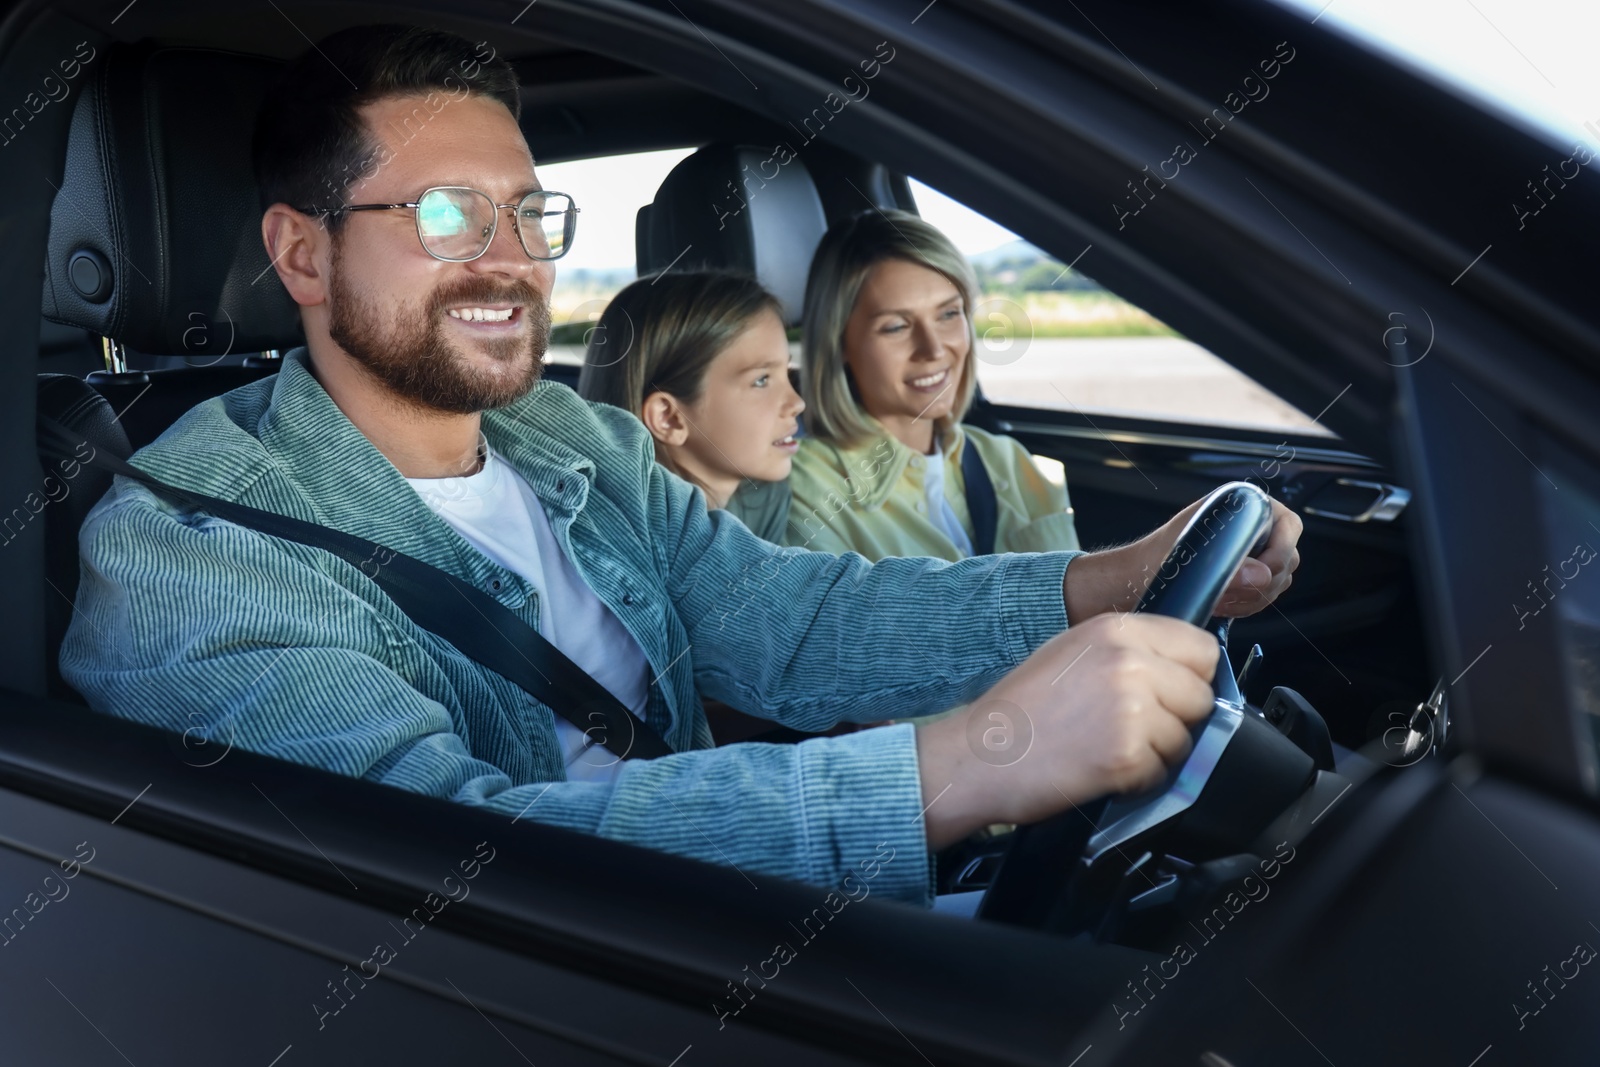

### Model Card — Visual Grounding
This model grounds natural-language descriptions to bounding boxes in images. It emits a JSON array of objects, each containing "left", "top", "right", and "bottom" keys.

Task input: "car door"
[{"left": 6, "top": 1, "right": 1600, "bottom": 1065}]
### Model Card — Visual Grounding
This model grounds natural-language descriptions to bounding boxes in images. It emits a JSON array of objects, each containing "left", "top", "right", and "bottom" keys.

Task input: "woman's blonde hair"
[
  {"left": 576, "top": 271, "right": 782, "bottom": 489},
  {"left": 800, "top": 209, "right": 979, "bottom": 448}
]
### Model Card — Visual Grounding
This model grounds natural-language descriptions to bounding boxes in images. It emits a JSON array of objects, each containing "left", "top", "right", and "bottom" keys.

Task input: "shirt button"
[
  {"left": 622, "top": 593, "right": 635, "bottom": 606},
  {"left": 489, "top": 579, "right": 503, "bottom": 592},
  {"left": 556, "top": 480, "right": 566, "bottom": 493}
]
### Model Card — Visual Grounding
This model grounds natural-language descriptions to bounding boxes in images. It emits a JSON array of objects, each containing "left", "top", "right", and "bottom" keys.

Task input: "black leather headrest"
[
  {"left": 41, "top": 45, "right": 303, "bottom": 356},
  {"left": 636, "top": 144, "right": 828, "bottom": 325}
]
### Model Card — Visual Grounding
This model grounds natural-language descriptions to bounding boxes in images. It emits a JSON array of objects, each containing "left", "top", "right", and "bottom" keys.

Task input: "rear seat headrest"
[
  {"left": 41, "top": 44, "right": 303, "bottom": 357},
  {"left": 636, "top": 144, "right": 828, "bottom": 326}
]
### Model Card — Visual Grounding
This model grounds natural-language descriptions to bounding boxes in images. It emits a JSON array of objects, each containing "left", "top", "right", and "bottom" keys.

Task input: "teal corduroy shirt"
[{"left": 62, "top": 349, "right": 1079, "bottom": 904}]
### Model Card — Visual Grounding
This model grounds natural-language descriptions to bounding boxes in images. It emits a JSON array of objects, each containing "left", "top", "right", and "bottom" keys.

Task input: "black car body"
[{"left": 0, "top": 1, "right": 1597, "bottom": 1064}]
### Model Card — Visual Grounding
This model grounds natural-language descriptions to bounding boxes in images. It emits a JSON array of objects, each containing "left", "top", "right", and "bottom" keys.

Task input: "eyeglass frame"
[{"left": 298, "top": 186, "right": 579, "bottom": 262}]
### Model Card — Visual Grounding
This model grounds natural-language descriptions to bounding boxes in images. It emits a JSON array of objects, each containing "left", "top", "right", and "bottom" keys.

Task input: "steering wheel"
[{"left": 976, "top": 481, "right": 1317, "bottom": 934}]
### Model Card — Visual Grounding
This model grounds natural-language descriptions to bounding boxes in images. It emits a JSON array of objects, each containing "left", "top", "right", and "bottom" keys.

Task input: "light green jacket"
[{"left": 784, "top": 421, "right": 1081, "bottom": 560}]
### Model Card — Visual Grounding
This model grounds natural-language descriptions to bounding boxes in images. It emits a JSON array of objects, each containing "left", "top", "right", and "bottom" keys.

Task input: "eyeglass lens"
[{"left": 415, "top": 188, "right": 574, "bottom": 261}]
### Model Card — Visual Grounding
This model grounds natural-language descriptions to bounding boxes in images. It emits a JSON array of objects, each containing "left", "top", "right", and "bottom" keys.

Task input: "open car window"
[
  {"left": 909, "top": 177, "right": 1334, "bottom": 438},
  {"left": 541, "top": 146, "right": 696, "bottom": 360}
]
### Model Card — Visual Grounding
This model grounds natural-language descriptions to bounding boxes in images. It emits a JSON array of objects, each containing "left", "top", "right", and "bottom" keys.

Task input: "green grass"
[
  {"left": 549, "top": 320, "right": 599, "bottom": 346},
  {"left": 548, "top": 288, "right": 1181, "bottom": 346},
  {"left": 996, "top": 319, "right": 1181, "bottom": 339},
  {"left": 974, "top": 290, "right": 1181, "bottom": 339}
]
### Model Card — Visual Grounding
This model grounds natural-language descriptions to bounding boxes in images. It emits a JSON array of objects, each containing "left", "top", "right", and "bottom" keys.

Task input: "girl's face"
[
  {"left": 841, "top": 258, "right": 969, "bottom": 454},
  {"left": 652, "top": 308, "right": 804, "bottom": 507}
]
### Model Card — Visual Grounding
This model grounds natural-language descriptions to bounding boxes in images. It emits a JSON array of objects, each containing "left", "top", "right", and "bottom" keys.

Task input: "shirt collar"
[
  {"left": 254, "top": 348, "right": 595, "bottom": 581},
  {"left": 837, "top": 416, "right": 967, "bottom": 509}
]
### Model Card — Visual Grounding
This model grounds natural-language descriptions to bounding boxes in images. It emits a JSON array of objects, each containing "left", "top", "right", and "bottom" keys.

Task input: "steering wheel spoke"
[{"left": 976, "top": 483, "right": 1324, "bottom": 937}]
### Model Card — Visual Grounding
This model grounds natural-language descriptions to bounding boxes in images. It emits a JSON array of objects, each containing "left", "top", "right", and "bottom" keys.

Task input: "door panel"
[
  {"left": 1110, "top": 763, "right": 1600, "bottom": 1065},
  {"left": 0, "top": 782, "right": 883, "bottom": 1067}
]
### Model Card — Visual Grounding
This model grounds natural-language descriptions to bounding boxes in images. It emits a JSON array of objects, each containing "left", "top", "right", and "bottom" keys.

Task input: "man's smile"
[{"left": 446, "top": 305, "right": 524, "bottom": 328}]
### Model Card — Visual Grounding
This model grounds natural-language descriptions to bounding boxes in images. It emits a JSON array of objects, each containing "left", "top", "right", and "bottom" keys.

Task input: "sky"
[
  {"left": 534, "top": 147, "right": 695, "bottom": 272},
  {"left": 537, "top": 0, "right": 1598, "bottom": 273}
]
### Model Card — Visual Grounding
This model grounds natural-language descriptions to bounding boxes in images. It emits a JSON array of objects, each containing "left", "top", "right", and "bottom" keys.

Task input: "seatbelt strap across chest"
[{"left": 39, "top": 415, "right": 674, "bottom": 761}]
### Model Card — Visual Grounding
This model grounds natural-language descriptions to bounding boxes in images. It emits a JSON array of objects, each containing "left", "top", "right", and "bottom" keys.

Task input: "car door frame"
[{"left": 6, "top": 0, "right": 1600, "bottom": 1063}]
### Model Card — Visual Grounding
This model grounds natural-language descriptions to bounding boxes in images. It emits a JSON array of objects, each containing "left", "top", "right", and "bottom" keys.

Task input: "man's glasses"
[{"left": 305, "top": 187, "right": 578, "bottom": 262}]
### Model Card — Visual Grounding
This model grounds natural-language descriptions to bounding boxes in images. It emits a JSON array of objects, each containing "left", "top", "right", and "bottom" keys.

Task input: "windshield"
[{"left": 1271, "top": 0, "right": 1600, "bottom": 151}]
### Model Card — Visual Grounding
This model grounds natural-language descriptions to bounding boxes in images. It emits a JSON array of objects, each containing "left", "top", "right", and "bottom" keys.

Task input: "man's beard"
[{"left": 327, "top": 239, "right": 551, "bottom": 415}]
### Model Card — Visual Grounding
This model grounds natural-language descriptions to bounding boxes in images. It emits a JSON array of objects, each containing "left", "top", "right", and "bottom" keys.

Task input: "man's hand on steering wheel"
[
  {"left": 915, "top": 614, "right": 1219, "bottom": 851},
  {"left": 981, "top": 484, "right": 1303, "bottom": 930},
  {"left": 1063, "top": 494, "right": 1303, "bottom": 624}
]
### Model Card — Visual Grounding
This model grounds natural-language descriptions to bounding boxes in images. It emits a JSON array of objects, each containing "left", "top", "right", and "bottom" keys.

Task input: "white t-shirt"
[
  {"left": 406, "top": 449, "right": 651, "bottom": 784},
  {"left": 922, "top": 442, "right": 976, "bottom": 557}
]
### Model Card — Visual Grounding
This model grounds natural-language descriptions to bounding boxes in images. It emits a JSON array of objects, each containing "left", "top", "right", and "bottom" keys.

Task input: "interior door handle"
[{"left": 1301, "top": 478, "right": 1410, "bottom": 523}]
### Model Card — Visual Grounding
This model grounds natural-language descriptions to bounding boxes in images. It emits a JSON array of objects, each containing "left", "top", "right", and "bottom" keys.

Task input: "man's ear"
[
  {"left": 261, "top": 204, "right": 330, "bottom": 307},
  {"left": 640, "top": 390, "right": 690, "bottom": 447}
]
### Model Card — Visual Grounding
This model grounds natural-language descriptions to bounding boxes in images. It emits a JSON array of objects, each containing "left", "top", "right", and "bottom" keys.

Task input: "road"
[{"left": 972, "top": 337, "right": 1331, "bottom": 435}]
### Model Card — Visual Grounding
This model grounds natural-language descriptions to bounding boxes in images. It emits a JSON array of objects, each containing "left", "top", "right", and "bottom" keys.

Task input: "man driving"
[{"left": 61, "top": 25, "right": 1301, "bottom": 907}]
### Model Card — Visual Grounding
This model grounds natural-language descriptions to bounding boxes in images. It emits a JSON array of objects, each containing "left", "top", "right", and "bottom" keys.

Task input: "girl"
[
  {"left": 786, "top": 210, "right": 1080, "bottom": 559},
  {"left": 580, "top": 271, "right": 841, "bottom": 746},
  {"left": 577, "top": 271, "right": 805, "bottom": 542}
]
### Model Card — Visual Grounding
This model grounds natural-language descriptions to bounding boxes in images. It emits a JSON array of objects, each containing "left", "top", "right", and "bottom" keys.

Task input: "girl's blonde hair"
[{"left": 799, "top": 209, "right": 979, "bottom": 448}]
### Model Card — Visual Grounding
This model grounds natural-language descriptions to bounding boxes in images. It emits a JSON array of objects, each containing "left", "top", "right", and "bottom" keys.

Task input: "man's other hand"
[
  {"left": 915, "top": 614, "right": 1219, "bottom": 850},
  {"left": 1064, "top": 495, "right": 1303, "bottom": 624}
]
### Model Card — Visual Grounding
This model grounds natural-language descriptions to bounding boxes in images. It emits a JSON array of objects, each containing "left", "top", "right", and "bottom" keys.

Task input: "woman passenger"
[
  {"left": 785, "top": 210, "right": 1080, "bottom": 559},
  {"left": 577, "top": 271, "right": 804, "bottom": 542}
]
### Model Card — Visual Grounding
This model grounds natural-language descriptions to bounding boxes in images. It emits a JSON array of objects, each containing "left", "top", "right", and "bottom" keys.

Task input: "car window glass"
[
  {"left": 909, "top": 177, "right": 1334, "bottom": 437},
  {"left": 538, "top": 147, "right": 697, "bottom": 363}
]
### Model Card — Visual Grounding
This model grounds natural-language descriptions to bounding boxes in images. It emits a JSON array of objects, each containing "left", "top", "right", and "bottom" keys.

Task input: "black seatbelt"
[
  {"left": 38, "top": 415, "right": 673, "bottom": 762},
  {"left": 959, "top": 431, "right": 999, "bottom": 556}
]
